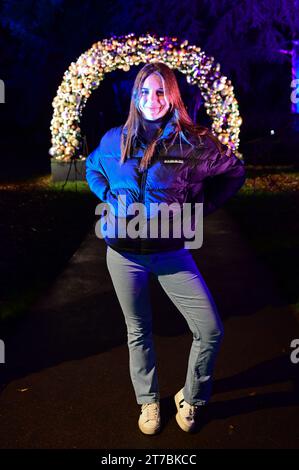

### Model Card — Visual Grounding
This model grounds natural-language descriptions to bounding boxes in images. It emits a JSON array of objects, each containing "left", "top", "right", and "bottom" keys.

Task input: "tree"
[
  {"left": 0, "top": 0, "right": 113, "bottom": 127},
  {"left": 107, "top": 0, "right": 204, "bottom": 41},
  {"left": 202, "top": 0, "right": 299, "bottom": 117}
]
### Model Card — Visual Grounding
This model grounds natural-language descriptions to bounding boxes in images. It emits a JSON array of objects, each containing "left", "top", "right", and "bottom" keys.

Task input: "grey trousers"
[{"left": 106, "top": 245, "right": 224, "bottom": 405}]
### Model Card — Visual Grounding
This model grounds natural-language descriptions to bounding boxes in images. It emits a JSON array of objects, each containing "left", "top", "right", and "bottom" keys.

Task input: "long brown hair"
[{"left": 120, "top": 62, "right": 220, "bottom": 171}]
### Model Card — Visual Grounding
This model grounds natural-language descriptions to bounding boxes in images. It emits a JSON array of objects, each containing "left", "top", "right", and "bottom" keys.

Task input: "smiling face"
[{"left": 138, "top": 73, "right": 170, "bottom": 121}]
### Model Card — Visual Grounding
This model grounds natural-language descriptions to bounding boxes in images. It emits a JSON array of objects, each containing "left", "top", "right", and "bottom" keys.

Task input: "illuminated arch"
[{"left": 50, "top": 33, "right": 242, "bottom": 161}]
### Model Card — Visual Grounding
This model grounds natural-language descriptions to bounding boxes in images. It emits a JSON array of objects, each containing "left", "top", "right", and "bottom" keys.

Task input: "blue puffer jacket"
[{"left": 85, "top": 115, "right": 246, "bottom": 253}]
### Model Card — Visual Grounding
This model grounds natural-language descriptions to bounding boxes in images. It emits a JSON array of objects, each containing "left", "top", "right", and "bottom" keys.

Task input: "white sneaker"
[
  {"left": 138, "top": 402, "right": 161, "bottom": 435},
  {"left": 174, "top": 389, "right": 200, "bottom": 432}
]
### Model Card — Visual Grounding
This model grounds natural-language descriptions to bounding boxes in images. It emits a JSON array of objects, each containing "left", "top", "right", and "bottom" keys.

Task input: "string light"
[{"left": 50, "top": 33, "right": 242, "bottom": 161}]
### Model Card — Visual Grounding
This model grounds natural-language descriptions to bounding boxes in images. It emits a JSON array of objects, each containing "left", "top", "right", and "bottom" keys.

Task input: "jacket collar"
[
  {"left": 122, "top": 113, "right": 178, "bottom": 142},
  {"left": 122, "top": 114, "right": 203, "bottom": 154}
]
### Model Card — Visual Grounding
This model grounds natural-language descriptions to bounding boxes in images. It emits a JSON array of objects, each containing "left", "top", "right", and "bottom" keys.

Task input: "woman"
[{"left": 85, "top": 62, "right": 245, "bottom": 435}]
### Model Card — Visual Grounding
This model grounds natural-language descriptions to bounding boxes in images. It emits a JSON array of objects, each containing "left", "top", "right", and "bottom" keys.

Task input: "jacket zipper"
[{"left": 139, "top": 168, "right": 148, "bottom": 203}]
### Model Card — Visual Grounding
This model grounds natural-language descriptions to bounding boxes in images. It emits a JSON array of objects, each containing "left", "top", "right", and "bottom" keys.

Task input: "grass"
[
  {"left": 226, "top": 165, "right": 299, "bottom": 316},
  {"left": 0, "top": 175, "right": 97, "bottom": 322}
]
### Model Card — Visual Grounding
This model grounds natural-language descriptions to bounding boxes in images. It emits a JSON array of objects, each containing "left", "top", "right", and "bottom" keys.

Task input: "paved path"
[{"left": 1, "top": 209, "right": 298, "bottom": 449}]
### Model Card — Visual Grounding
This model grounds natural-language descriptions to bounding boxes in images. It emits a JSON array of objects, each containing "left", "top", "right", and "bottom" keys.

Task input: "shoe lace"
[
  {"left": 142, "top": 403, "right": 159, "bottom": 421},
  {"left": 187, "top": 403, "right": 200, "bottom": 420}
]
